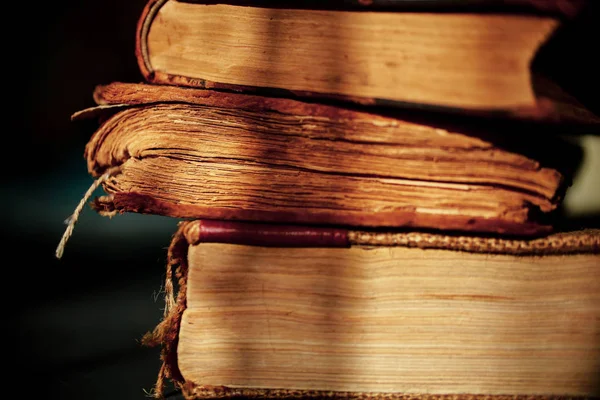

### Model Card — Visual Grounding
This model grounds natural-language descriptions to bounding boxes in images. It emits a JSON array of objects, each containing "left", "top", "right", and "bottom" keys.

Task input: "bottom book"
[{"left": 144, "top": 220, "right": 600, "bottom": 400}]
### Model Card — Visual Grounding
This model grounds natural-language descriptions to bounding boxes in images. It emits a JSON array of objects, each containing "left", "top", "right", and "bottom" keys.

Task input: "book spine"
[
  {"left": 135, "top": 0, "right": 165, "bottom": 80},
  {"left": 182, "top": 219, "right": 351, "bottom": 248},
  {"left": 180, "top": 219, "right": 600, "bottom": 254}
]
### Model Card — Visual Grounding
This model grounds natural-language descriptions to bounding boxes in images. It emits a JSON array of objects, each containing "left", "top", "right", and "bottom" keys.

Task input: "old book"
[
  {"left": 134, "top": 0, "right": 599, "bottom": 123},
  {"left": 75, "top": 81, "right": 584, "bottom": 237},
  {"left": 74, "top": 81, "right": 584, "bottom": 237},
  {"left": 143, "top": 219, "right": 600, "bottom": 399}
]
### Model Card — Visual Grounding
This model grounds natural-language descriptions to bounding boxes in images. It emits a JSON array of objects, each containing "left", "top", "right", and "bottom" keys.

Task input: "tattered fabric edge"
[
  {"left": 348, "top": 228, "right": 600, "bottom": 255},
  {"left": 182, "top": 384, "right": 595, "bottom": 400},
  {"left": 141, "top": 220, "right": 193, "bottom": 398}
]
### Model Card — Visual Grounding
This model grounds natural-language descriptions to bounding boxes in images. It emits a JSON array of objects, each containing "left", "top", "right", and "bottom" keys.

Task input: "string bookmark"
[{"left": 55, "top": 167, "right": 119, "bottom": 259}]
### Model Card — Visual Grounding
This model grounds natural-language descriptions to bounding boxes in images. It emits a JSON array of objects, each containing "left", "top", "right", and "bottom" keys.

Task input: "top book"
[{"left": 135, "top": 0, "right": 598, "bottom": 123}]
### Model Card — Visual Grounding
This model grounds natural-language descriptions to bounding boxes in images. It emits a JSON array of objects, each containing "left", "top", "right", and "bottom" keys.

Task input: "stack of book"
[{"left": 63, "top": 1, "right": 600, "bottom": 399}]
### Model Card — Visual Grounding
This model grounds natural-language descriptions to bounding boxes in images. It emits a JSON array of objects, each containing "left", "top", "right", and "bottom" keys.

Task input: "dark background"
[
  {"left": 7, "top": 1, "right": 180, "bottom": 398},
  {"left": 4, "top": 1, "right": 599, "bottom": 399}
]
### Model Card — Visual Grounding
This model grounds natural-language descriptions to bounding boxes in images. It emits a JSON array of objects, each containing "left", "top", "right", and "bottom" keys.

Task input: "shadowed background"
[
  {"left": 6, "top": 0, "right": 178, "bottom": 398},
  {"left": 4, "top": 1, "right": 599, "bottom": 399}
]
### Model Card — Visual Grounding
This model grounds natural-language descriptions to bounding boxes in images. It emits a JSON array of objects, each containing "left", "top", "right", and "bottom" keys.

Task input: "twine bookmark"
[{"left": 55, "top": 168, "right": 119, "bottom": 259}]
